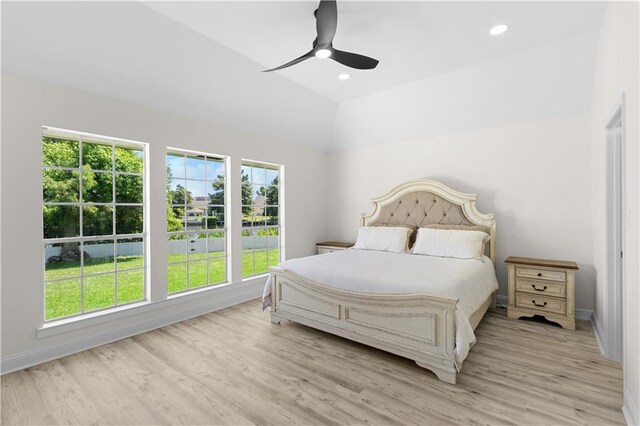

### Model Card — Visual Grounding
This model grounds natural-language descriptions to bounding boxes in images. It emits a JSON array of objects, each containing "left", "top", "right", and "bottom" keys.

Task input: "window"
[
  {"left": 166, "top": 150, "right": 227, "bottom": 294},
  {"left": 241, "top": 161, "right": 281, "bottom": 277},
  {"left": 42, "top": 129, "right": 146, "bottom": 321}
]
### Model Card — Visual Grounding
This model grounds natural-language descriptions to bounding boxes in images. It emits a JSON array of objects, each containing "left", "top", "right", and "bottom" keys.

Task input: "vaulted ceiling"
[
  {"left": 2, "top": 1, "right": 605, "bottom": 150},
  {"left": 146, "top": 1, "right": 605, "bottom": 102}
]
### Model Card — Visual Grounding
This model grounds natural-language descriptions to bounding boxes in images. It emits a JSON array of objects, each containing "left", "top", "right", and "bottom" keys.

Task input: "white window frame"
[
  {"left": 166, "top": 148, "right": 229, "bottom": 295},
  {"left": 42, "top": 127, "right": 148, "bottom": 322},
  {"left": 241, "top": 159, "right": 283, "bottom": 279}
]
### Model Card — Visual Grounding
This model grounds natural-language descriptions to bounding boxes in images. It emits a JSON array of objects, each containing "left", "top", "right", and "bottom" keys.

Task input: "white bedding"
[{"left": 262, "top": 249, "right": 498, "bottom": 367}]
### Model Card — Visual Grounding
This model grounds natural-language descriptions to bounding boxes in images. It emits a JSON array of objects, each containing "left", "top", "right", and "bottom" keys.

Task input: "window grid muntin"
[
  {"left": 166, "top": 150, "right": 227, "bottom": 294},
  {"left": 42, "top": 131, "right": 146, "bottom": 321},
  {"left": 241, "top": 161, "right": 281, "bottom": 278}
]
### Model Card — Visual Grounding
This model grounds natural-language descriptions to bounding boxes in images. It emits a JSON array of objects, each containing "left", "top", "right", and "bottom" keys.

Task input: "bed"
[{"left": 264, "top": 179, "right": 498, "bottom": 384}]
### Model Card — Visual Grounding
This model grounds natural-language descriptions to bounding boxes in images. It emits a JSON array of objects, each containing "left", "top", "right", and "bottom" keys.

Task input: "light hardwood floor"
[{"left": 1, "top": 300, "right": 624, "bottom": 425}]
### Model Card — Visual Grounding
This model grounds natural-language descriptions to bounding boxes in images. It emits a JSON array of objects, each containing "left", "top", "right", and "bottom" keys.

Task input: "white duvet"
[{"left": 262, "top": 249, "right": 498, "bottom": 367}]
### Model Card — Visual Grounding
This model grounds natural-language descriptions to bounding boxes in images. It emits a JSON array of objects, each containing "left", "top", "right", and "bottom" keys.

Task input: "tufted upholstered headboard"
[{"left": 361, "top": 179, "right": 497, "bottom": 265}]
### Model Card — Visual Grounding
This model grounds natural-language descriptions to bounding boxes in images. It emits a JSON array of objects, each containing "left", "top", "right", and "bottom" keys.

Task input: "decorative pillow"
[
  {"left": 412, "top": 228, "right": 489, "bottom": 260},
  {"left": 352, "top": 226, "right": 414, "bottom": 253}
]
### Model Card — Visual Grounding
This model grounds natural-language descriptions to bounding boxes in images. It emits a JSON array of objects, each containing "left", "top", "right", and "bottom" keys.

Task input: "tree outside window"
[{"left": 43, "top": 132, "right": 146, "bottom": 321}]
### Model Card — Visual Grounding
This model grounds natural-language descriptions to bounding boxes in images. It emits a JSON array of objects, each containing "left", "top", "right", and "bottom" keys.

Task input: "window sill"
[
  {"left": 36, "top": 279, "right": 265, "bottom": 339},
  {"left": 38, "top": 301, "right": 151, "bottom": 338},
  {"left": 166, "top": 282, "right": 232, "bottom": 300},
  {"left": 242, "top": 272, "right": 270, "bottom": 282}
]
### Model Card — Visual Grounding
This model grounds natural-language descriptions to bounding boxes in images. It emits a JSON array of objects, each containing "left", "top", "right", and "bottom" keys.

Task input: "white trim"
[
  {"left": 241, "top": 157, "right": 282, "bottom": 170},
  {"left": 279, "top": 164, "right": 286, "bottom": 261},
  {"left": 42, "top": 129, "right": 148, "bottom": 322},
  {"left": 43, "top": 125, "right": 144, "bottom": 148},
  {"left": 623, "top": 390, "right": 639, "bottom": 426},
  {"left": 38, "top": 279, "right": 243, "bottom": 338},
  {"left": 604, "top": 92, "right": 626, "bottom": 362},
  {"left": 575, "top": 309, "right": 594, "bottom": 322},
  {"left": 496, "top": 294, "right": 508, "bottom": 307},
  {"left": 1, "top": 279, "right": 264, "bottom": 375},
  {"left": 496, "top": 294, "right": 592, "bottom": 320},
  {"left": 38, "top": 300, "right": 150, "bottom": 337},
  {"left": 591, "top": 311, "right": 606, "bottom": 355},
  {"left": 165, "top": 148, "right": 230, "bottom": 291},
  {"left": 166, "top": 146, "right": 228, "bottom": 161},
  {"left": 605, "top": 92, "right": 627, "bottom": 128},
  {"left": 242, "top": 272, "right": 269, "bottom": 283},
  {"left": 240, "top": 159, "right": 283, "bottom": 277}
]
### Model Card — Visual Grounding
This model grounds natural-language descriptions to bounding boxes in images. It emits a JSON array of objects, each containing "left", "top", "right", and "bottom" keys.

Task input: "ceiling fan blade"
[
  {"left": 262, "top": 50, "right": 314, "bottom": 72},
  {"left": 315, "top": 0, "right": 337, "bottom": 46},
  {"left": 330, "top": 48, "right": 379, "bottom": 70}
]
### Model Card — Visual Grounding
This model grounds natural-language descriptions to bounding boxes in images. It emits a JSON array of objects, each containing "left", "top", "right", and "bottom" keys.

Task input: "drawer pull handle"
[
  {"left": 537, "top": 272, "right": 542, "bottom": 277},
  {"left": 531, "top": 300, "right": 547, "bottom": 308},
  {"left": 531, "top": 284, "right": 548, "bottom": 292}
]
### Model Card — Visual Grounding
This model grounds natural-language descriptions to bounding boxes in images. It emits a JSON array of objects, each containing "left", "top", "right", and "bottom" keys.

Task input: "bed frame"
[{"left": 268, "top": 179, "right": 497, "bottom": 384}]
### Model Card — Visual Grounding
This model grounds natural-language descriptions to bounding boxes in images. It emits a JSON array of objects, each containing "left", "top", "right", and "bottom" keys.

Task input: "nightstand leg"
[
  {"left": 507, "top": 309, "right": 534, "bottom": 321},
  {"left": 547, "top": 316, "right": 575, "bottom": 330}
]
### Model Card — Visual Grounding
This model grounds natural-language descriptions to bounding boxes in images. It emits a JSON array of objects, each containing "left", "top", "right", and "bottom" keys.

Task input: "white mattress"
[{"left": 263, "top": 249, "right": 499, "bottom": 367}]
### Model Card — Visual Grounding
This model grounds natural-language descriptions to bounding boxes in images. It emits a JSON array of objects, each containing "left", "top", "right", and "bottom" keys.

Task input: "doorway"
[{"left": 604, "top": 94, "right": 625, "bottom": 363}]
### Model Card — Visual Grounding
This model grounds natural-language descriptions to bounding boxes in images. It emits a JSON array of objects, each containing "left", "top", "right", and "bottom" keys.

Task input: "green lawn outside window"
[{"left": 45, "top": 249, "right": 279, "bottom": 319}]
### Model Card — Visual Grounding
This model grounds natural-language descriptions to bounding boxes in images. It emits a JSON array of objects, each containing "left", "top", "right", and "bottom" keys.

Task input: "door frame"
[{"left": 604, "top": 92, "right": 625, "bottom": 363}]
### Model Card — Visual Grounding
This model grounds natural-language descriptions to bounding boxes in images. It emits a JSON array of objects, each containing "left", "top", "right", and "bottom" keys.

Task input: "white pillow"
[
  {"left": 352, "top": 226, "right": 413, "bottom": 253},
  {"left": 412, "top": 228, "right": 488, "bottom": 260}
]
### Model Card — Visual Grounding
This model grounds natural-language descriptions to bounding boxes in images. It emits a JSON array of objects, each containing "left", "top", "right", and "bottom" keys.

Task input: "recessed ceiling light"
[
  {"left": 315, "top": 49, "right": 332, "bottom": 59},
  {"left": 489, "top": 24, "right": 509, "bottom": 36},
  {"left": 338, "top": 73, "right": 351, "bottom": 80}
]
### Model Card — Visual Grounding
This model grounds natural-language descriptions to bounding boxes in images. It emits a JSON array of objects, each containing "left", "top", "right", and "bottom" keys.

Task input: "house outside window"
[
  {"left": 166, "top": 150, "right": 227, "bottom": 294},
  {"left": 241, "top": 160, "right": 282, "bottom": 278}
]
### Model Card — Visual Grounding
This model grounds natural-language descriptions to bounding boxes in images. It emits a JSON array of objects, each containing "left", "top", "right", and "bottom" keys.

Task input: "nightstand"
[
  {"left": 505, "top": 256, "right": 578, "bottom": 330},
  {"left": 316, "top": 241, "right": 354, "bottom": 255}
]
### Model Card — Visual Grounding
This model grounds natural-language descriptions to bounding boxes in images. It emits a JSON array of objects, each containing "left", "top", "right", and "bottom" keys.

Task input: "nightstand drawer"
[
  {"left": 516, "top": 279, "right": 566, "bottom": 298},
  {"left": 515, "top": 293, "right": 566, "bottom": 315},
  {"left": 516, "top": 267, "right": 566, "bottom": 282},
  {"left": 318, "top": 247, "right": 338, "bottom": 254},
  {"left": 316, "top": 241, "right": 354, "bottom": 255}
]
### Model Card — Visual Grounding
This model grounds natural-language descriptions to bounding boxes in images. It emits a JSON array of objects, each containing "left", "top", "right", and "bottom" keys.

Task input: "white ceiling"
[
  {"left": 1, "top": 1, "right": 337, "bottom": 149},
  {"left": 1, "top": 1, "right": 605, "bottom": 150},
  {"left": 145, "top": 1, "right": 606, "bottom": 102}
]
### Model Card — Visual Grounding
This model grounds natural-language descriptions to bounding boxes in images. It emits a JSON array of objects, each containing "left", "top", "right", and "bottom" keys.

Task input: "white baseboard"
[
  {"left": 574, "top": 308, "right": 593, "bottom": 321},
  {"left": 496, "top": 294, "right": 508, "bottom": 307},
  {"left": 591, "top": 311, "right": 606, "bottom": 355},
  {"left": 623, "top": 390, "right": 640, "bottom": 426},
  {"left": 1, "top": 280, "right": 264, "bottom": 375},
  {"left": 495, "top": 294, "right": 592, "bottom": 320}
]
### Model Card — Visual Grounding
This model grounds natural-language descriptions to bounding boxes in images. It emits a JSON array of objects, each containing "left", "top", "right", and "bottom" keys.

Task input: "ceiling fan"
[{"left": 263, "top": 0, "right": 379, "bottom": 72}]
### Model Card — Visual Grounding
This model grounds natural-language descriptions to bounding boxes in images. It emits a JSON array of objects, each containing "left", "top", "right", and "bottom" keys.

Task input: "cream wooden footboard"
[
  {"left": 269, "top": 267, "right": 460, "bottom": 383},
  {"left": 269, "top": 179, "right": 496, "bottom": 385}
]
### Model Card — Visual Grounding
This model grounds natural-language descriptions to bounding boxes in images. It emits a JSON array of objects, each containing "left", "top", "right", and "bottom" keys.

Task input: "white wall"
[
  {"left": 327, "top": 32, "right": 599, "bottom": 314},
  {"left": 1, "top": 1, "right": 338, "bottom": 150},
  {"left": 328, "top": 114, "right": 594, "bottom": 313},
  {"left": 0, "top": 74, "right": 328, "bottom": 370},
  {"left": 589, "top": 2, "right": 640, "bottom": 424},
  {"left": 332, "top": 33, "right": 598, "bottom": 150}
]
